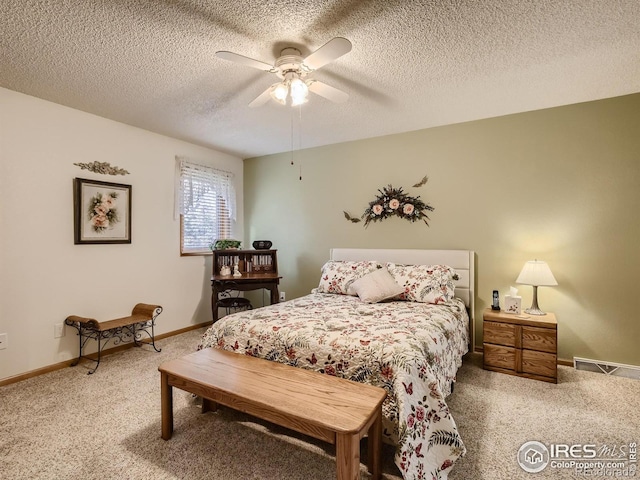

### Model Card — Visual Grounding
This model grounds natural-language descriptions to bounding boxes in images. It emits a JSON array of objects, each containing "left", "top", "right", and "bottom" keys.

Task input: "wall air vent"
[{"left": 574, "top": 357, "right": 640, "bottom": 380}]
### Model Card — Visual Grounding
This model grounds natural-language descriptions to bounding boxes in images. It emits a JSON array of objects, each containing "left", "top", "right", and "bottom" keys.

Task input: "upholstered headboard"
[{"left": 330, "top": 248, "right": 475, "bottom": 335}]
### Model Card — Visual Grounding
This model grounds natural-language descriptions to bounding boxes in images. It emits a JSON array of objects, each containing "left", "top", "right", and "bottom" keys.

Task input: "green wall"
[{"left": 243, "top": 93, "right": 640, "bottom": 365}]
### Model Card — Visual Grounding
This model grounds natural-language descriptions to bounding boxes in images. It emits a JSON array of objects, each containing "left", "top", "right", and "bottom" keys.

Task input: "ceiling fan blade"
[
  {"left": 215, "top": 51, "right": 274, "bottom": 72},
  {"left": 248, "top": 84, "right": 277, "bottom": 108},
  {"left": 302, "top": 37, "right": 352, "bottom": 71},
  {"left": 307, "top": 80, "right": 349, "bottom": 103}
]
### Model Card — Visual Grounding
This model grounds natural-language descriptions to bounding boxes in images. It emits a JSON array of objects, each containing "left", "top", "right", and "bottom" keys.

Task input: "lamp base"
[{"left": 526, "top": 285, "right": 547, "bottom": 315}]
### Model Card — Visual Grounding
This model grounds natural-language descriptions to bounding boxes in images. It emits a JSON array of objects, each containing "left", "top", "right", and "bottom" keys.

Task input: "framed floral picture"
[{"left": 74, "top": 178, "right": 131, "bottom": 244}]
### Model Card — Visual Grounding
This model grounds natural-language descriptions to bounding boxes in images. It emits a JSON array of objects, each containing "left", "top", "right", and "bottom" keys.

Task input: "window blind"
[{"left": 175, "top": 156, "right": 236, "bottom": 255}]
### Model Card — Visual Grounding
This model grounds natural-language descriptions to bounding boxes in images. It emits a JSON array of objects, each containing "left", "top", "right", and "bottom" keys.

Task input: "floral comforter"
[{"left": 197, "top": 293, "right": 469, "bottom": 480}]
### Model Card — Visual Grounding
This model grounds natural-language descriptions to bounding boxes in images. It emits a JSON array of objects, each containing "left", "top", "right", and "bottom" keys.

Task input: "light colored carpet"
[{"left": 1, "top": 327, "right": 638, "bottom": 480}]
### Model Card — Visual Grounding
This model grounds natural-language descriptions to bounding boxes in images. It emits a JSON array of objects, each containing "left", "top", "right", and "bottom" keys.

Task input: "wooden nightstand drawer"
[
  {"left": 485, "top": 322, "right": 556, "bottom": 353},
  {"left": 483, "top": 343, "right": 517, "bottom": 370},
  {"left": 522, "top": 325, "right": 556, "bottom": 353},
  {"left": 522, "top": 349, "right": 557, "bottom": 378},
  {"left": 484, "top": 321, "right": 518, "bottom": 347}
]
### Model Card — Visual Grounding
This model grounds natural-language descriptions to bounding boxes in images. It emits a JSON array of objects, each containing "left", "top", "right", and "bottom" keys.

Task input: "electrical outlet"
[
  {"left": 54, "top": 323, "right": 65, "bottom": 338},
  {"left": 0, "top": 333, "right": 7, "bottom": 350},
  {"left": 279, "top": 291, "right": 286, "bottom": 301}
]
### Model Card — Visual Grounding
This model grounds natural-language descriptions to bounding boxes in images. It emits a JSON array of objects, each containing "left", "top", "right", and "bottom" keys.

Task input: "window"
[{"left": 175, "top": 157, "right": 236, "bottom": 255}]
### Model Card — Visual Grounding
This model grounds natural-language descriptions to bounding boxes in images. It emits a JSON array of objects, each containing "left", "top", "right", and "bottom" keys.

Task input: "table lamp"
[{"left": 515, "top": 260, "right": 557, "bottom": 315}]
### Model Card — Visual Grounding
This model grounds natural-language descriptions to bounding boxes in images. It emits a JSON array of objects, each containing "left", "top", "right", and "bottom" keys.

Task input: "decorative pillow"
[
  {"left": 385, "top": 263, "right": 458, "bottom": 304},
  {"left": 350, "top": 267, "right": 405, "bottom": 304},
  {"left": 316, "top": 260, "right": 380, "bottom": 295}
]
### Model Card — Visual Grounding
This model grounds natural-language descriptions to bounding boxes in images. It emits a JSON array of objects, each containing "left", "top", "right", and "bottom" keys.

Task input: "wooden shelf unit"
[
  {"left": 213, "top": 249, "right": 278, "bottom": 276},
  {"left": 483, "top": 308, "right": 557, "bottom": 383},
  {"left": 211, "top": 249, "right": 280, "bottom": 322}
]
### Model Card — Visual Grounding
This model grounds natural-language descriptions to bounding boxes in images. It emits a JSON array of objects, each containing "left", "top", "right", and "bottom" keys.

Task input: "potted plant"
[{"left": 210, "top": 239, "right": 242, "bottom": 250}]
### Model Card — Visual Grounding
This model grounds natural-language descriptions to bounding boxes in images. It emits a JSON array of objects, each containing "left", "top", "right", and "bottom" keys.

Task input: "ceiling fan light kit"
[
  {"left": 269, "top": 70, "right": 309, "bottom": 106},
  {"left": 216, "top": 38, "right": 352, "bottom": 107}
]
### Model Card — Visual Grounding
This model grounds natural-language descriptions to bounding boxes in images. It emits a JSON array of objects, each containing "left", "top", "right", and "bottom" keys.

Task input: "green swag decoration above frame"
[{"left": 344, "top": 175, "right": 434, "bottom": 227}]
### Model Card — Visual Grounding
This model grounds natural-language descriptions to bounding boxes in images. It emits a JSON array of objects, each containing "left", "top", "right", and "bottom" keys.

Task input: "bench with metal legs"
[{"left": 65, "top": 303, "right": 162, "bottom": 374}]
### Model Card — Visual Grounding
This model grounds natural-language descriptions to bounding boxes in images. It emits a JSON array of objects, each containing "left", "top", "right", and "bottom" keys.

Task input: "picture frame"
[{"left": 74, "top": 178, "right": 131, "bottom": 244}]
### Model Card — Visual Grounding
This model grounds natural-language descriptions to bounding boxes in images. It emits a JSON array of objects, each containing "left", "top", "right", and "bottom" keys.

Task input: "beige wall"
[
  {"left": 0, "top": 88, "right": 243, "bottom": 380},
  {"left": 244, "top": 93, "right": 640, "bottom": 365}
]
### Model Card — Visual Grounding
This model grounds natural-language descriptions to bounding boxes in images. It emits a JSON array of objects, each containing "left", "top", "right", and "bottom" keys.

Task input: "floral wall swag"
[
  {"left": 74, "top": 161, "right": 130, "bottom": 175},
  {"left": 343, "top": 175, "right": 435, "bottom": 227}
]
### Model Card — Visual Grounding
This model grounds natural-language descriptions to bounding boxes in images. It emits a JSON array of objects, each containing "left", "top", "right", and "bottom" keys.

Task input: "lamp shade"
[{"left": 516, "top": 260, "right": 558, "bottom": 286}]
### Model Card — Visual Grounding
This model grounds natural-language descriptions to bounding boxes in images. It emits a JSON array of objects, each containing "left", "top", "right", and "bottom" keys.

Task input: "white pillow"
[{"left": 350, "top": 267, "right": 405, "bottom": 304}]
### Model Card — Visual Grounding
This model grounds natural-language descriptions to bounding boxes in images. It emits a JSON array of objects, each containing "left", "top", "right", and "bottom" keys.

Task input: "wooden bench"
[
  {"left": 65, "top": 303, "right": 163, "bottom": 374},
  {"left": 158, "top": 348, "right": 386, "bottom": 480}
]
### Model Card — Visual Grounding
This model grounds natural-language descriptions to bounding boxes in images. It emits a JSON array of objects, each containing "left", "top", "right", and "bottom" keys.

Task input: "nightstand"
[{"left": 483, "top": 308, "right": 557, "bottom": 383}]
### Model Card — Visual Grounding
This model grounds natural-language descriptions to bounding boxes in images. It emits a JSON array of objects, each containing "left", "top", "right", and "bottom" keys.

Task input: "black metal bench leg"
[
  {"left": 132, "top": 321, "right": 161, "bottom": 353},
  {"left": 149, "top": 320, "right": 161, "bottom": 353},
  {"left": 70, "top": 323, "right": 82, "bottom": 367},
  {"left": 87, "top": 335, "right": 102, "bottom": 375}
]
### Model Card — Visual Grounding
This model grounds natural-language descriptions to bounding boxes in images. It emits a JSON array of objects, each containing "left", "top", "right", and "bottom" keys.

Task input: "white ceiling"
[{"left": 2, "top": 0, "right": 639, "bottom": 159}]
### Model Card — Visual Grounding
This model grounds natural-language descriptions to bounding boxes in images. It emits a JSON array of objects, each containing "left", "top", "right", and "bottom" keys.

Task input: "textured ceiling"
[{"left": 2, "top": 0, "right": 639, "bottom": 159}]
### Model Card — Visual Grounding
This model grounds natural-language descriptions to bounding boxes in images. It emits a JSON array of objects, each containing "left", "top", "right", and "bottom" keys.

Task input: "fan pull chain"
[
  {"left": 298, "top": 105, "right": 303, "bottom": 180},
  {"left": 290, "top": 107, "right": 294, "bottom": 165}
]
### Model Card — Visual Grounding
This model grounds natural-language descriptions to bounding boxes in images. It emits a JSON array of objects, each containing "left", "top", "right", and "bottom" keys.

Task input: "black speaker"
[{"left": 252, "top": 240, "right": 272, "bottom": 250}]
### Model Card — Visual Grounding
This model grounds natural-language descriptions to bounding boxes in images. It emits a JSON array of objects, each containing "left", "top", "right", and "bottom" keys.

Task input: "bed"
[{"left": 198, "top": 248, "right": 474, "bottom": 480}]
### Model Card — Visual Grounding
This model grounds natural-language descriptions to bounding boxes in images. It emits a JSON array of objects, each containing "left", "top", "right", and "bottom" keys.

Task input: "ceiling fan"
[{"left": 216, "top": 37, "right": 352, "bottom": 107}]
